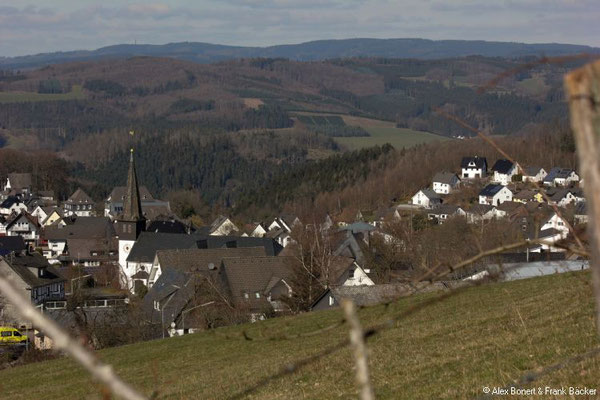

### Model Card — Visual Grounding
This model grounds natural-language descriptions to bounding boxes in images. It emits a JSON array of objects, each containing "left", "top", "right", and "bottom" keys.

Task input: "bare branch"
[
  {"left": 0, "top": 274, "right": 148, "bottom": 400},
  {"left": 341, "top": 299, "right": 375, "bottom": 400}
]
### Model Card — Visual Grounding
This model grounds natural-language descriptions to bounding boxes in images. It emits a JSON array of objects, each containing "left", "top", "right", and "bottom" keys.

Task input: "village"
[{"left": 0, "top": 150, "right": 588, "bottom": 350}]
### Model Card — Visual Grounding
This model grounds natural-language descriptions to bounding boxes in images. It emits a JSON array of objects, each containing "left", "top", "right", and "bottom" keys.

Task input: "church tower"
[{"left": 117, "top": 149, "right": 146, "bottom": 288}]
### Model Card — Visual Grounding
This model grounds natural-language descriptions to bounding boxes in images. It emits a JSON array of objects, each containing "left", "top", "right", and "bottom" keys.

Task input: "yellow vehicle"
[{"left": 0, "top": 327, "right": 28, "bottom": 345}]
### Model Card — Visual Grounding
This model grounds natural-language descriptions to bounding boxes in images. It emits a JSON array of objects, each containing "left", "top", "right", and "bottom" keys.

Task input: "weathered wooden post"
[{"left": 565, "top": 60, "right": 600, "bottom": 336}]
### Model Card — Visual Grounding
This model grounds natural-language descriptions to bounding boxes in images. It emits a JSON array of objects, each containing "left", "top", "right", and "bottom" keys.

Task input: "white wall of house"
[
  {"left": 541, "top": 213, "right": 570, "bottom": 234},
  {"left": 493, "top": 165, "right": 517, "bottom": 186},
  {"left": 412, "top": 191, "right": 436, "bottom": 208},
  {"left": 211, "top": 219, "right": 238, "bottom": 236},
  {"left": 340, "top": 263, "right": 375, "bottom": 286},
  {"left": 479, "top": 187, "right": 512, "bottom": 206},
  {"left": 432, "top": 182, "right": 451, "bottom": 194},
  {"left": 522, "top": 169, "right": 547, "bottom": 183},
  {"left": 462, "top": 167, "right": 486, "bottom": 179}
]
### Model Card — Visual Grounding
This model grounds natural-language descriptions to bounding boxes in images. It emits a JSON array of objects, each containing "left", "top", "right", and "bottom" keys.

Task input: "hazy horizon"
[{"left": 1, "top": 0, "right": 598, "bottom": 57}]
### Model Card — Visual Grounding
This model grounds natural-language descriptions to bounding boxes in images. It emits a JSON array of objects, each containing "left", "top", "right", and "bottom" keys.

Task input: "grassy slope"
[{"left": 0, "top": 272, "right": 598, "bottom": 399}]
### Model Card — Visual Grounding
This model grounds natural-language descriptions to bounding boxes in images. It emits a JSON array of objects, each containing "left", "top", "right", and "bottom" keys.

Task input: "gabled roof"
[
  {"left": 107, "top": 186, "right": 154, "bottom": 201},
  {"left": 323, "top": 256, "right": 358, "bottom": 286},
  {"left": 221, "top": 256, "right": 295, "bottom": 311},
  {"left": 479, "top": 184, "right": 506, "bottom": 197},
  {"left": 461, "top": 156, "right": 487, "bottom": 169},
  {"left": 546, "top": 188, "right": 572, "bottom": 202},
  {"left": 523, "top": 166, "right": 544, "bottom": 176},
  {"left": 416, "top": 188, "right": 441, "bottom": 200},
  {"left": 491, "top": 159, "right": 515, "bottom": 174},
  {"left": 432, "top": 172, "right": 459, "bottom": 185},
  {"left": 66, "top": 188, "right": 93, "bottom": 204},
  {"left": 313, "top": 284, "right": 412, "bottom": 309},
  {"left": 195, "top": 235, "right": 283, "bottom": 256},
  {"left": 429, "top": 204, "right": 463, "bottom": 216},
  {"left": 156, "top": 247, "right": 267, "bottom": 275},
  {"left": 544, "top": 167, "right": 577, "bottom": 182},
  {"left": 514, "top": 190, "right": 538, "bottom": 200},
  {"left": 147, "top": 220, "right": 188, "bottom": 234},
  {"left": 338, "top": 221, "right": 376, "bottom": 234},
  {"left": 6, "top": 212, "right": 39, "bottom": 230},
  {"left": 467, "top": 204, "right": 495, "bottom": 214},
  {"left": 1, "top": 196, "right": 23, "bottom": 209},
  {"left": 44, "top": 217, "right": 114, "bottom": 241},
  {"left": 1, "top": 252, "right": 65, "bottom": 288},
  {"left": 64, "top": 237, "right": 118, "bottom": 261},
  {"left": 126, "top": 232, "right": 198, "bottom": 263}
]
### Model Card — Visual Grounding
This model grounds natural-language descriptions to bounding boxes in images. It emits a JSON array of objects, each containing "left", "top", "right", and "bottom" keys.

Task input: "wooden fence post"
[{"left": 565, "top": 60, "right": 600, "bottom": 337}]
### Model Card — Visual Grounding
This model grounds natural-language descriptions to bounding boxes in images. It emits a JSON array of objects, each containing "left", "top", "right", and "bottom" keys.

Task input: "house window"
[
  {"left": 348, "top": 269, "right": 355, "bottom": 279},
  {"left": 329, "top": 296, "right": 334, "bottom": 306},
  {"left": 153, "top": 301, "right": 160, "bottom": 311},
  {"left": 255, "top": 292, "right": 261, "bottom": 299},
  {"left": 243, "top": 292, "right": 249, "bottom": 299}
]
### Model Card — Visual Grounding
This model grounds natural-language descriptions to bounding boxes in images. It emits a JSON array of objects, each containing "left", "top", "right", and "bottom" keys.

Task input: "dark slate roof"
[
  {"left": 1, "top": 195, "right": 23, "bottom": 209},
  {"left": 479, "top": 184, "right": 504, "bottom": 197},
  {"left": 156, "top": 247, "right": 267, "bottom": 275},
  {"left": 107, "top": 186, "right": 154, "bottom": 202},
  {"left": 66, "top": 188, "right": 93, "bottom": 204},
  {"left": 313, "top": 284, "right": 413, "bottom": 309},
  {"left": 147, "top": 220, "right": 188, "bottom": 234},
  {"left": 0, "top": 236, "right": 26, "bottom": 256},
  {"left": 126, "top": 232, "right": 198, "bottom": 263},
  {"left": 221, "top": 256, "right": 295, "bottom": 311},
  {"left": 429, "top": 204, "right": 462, "bottom": 216},
  {"left": 44, "top": 217, "right": 114, "bottom": 241},
  {"left": 496, "top": 201, "right": 525, "bottom": 213},
  {"left": 546, "top": 188, "right": 572, "bottom": 202},
  {"left": 195, "top": 235, "right": 283, "bottom": 256},
  {"left": 461, "top": 156, "right": 487, "bottom": 169},
  {"left": 337, "top": 221, "right": 376, "bottom": 234},
  {"left": 2, "top": 252, "right": 65, "bottom": 288},
  {"left": 6, "top": 212, "right": 39, "bottom": 230},
  {"left": 523, "top": 166, "right": 544, "bottom": 176},
  {"left": 575, "top": 202, "right": 587, "bottom": 216},
  {"left": 514, "top": 190, "right": 538, "bottom": 200},
  {"left": 538, "top": 228, "right": 564, "bottom": 239},
  {"left": 7, "top": 173, "right": 32, "bottom": 189},
  {"left": 467, "top": 204, "right": 495, "bottom": 214},
  {"left": 142, "top": 268, "right": 194, "bottom": 326},
  {"left": 544, "top": 167, "right": 576, "bottom": 182},
  {"left": 64, "top": 238, "right": 118, "bottom": 261},
  {"left": 418, "top": 188, "right": 441, "bottom": 200},
  {"left": 491, "top": 159, "right": 514, "bottom": 174},
  {"left": 432, "top": 172, "right": 458, "bottom": 185}
]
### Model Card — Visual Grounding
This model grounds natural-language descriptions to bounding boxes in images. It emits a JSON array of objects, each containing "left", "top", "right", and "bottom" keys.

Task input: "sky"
[{"left": 0, "top": 0, "right": 598, "bottom": 57}]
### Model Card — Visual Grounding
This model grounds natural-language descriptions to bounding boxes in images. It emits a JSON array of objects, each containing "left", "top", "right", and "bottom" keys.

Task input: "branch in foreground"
[
  {"left": 342, "top": 299, "right": 375, "bottom": 400},
  {"left": 0, "top": 274, "right": 148, "bottom": 400}
]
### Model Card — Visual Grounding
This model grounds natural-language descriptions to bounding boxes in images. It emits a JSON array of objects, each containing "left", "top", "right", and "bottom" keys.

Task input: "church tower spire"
[{"left": 123, "top": 148, "right": 144, "bottom": 222}]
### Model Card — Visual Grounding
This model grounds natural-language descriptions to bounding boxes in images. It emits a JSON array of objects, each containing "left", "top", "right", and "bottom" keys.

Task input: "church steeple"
[{"left": 123, "top": 148, "right": 144, "bottom": 222}]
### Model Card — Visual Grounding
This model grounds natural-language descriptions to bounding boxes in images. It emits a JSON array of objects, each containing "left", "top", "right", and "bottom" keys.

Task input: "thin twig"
[
  {"left": 341, "top": 299, "right": 375, "bottom": 400},
  {"left": 0, "top": 273, "right": 148, "bottom": 400}
]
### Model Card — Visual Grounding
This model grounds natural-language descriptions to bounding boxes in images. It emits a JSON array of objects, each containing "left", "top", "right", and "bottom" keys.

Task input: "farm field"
[
  {"left": 0, "top": 85, "right": 86, "bottom": 103},
  {"left": 0, "top": 271, "right": 597, "bottom": 399},
  {"left": 293, "top": 112, "right": 447, "bottom": 150}
]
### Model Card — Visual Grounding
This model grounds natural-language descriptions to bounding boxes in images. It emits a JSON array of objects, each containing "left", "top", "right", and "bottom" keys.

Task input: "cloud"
[{"left": 0, "top": 0, "right": 598, "bottom": 57}]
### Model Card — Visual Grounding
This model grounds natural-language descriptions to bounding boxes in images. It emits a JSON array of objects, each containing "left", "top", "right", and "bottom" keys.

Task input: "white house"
[
  {"left": 432, "top": 172, "right": 460, "bottom": 194},
  {"left": 250, "top": 223, "right": 268, "bottom": 237},
  {"left": 465, "top": 204, "right": 497, "bottom": 224},
  {"left": 546, "top": 189, "right": 576, "bottom": 207},
  {"left": 412, "top": 189, "right": 442, "bottom": 209},
  {"left": 543, "top": 168, "right": 580, "bottom": 187},
  {"left": 461, "top": 156, "right": 487, "bottom": 179},
  {"left": 0, "top": 196, "right": 28, "bottom": 216},
  {"left": 522, "top": 166, "right": 547, "bottom": 183},
  {"left": 5, "top": 212, "right": 40, "bottom": 245},
  {"left": 63, "top": 188, "right": 95, "bottom": 217},
  {"left": 208, "top": 215, "right": 239, "bottom": 236},
  {"left": 427, "top": 205, "right": 466, "bottom": 224},
  {"left": 491, "top": 159, "right": 517, "bottom": 186},
  {"left": 479, "top": 184, "right": 513, "bottom": 206},
  {"left": 541, "top": 212, "right": 570, "bottom": 235}
]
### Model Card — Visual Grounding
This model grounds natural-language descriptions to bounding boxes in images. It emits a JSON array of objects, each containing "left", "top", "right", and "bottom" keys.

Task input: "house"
[
  {"left": 0, "top": 252, "right": 66, "bottom": 327},
  {"left": 208, "top": 215, "right": 239, "bottom": 236},
  {"left": 312, "top": 283, "right": 411, "bottom": 311},
  {"left": 249, "top": 223, "right": 268, "bottom": 237},
  {"left": 41, "top": 208, "right": 64, "bottom": 227},
  {"left": 460, "top": 156, "right": 487, "bottom": 179},
  {"left": 196, "top": 235, "right": 283, "bottom": 256},
  {"left": 479, "top": 184, "right": 513, "bottom": 206},
  {"left": 221, "top": 256, "right": 296, "bottom": 318},
  {"left": 546, "top": 188, "right": 576, "bottom": 207},
  {"left": 540, "top": 211, "right": 570, "bottom": 235},
  {"left": 0, "top": 215, "right": 6, "bottom": 235},
  {"left": 411, "top": 189, "right": 442, "bottom": 209},
  {"left": 491, "top": 159, "right": 517, "bottom": 185},
  {"left": 427, "top": 205, "right": 466, "bottom": 224},
  {"left": 265, "top": 227, "right": 293, "bottom": 247},
  {"left": 3, "top": 173, "right": 32, "bottom": 195},
  {"left": 104, "top": 185, "right": 171, "bottom": 220},
  {"left": 513, "top": 190, "right": 543, "bottom": 204},
  {"left": 574, "top": 202, "right": 588, "bottom": 225},
  {"left": 466, "top": 204, "right": 497, "bottom": 223},
  {"left": 63, "top": 188, "right": 95, "bottom": 217},
  {"left": 268, "top": 215, "right": 300, "bottom": 233},
  {"left": 543, "top": 168, "right": 580, "bottom": 187},
  {"left": 432, "top": 172, "right": 460, "bottom": 194},
  {"left": 123, "top": 232, "right": 199, "bottom": 293},
  {"left": 43, "top": 216, "right": 115, "bottom": 263},
  {"left": 5, "top": 212, "right": 40, "bottom": 246},
  {"left": 322, "top": 256, "right": 374, "bottom": 287},
  {"left": 148, "top": 246, "right": 267, "bottom": 289},
  {"left": 522, "top": 167, "right": 547, "bottom": 183},
  {"left": 0, "top": 196, "right": 28, "bottom": 216}
]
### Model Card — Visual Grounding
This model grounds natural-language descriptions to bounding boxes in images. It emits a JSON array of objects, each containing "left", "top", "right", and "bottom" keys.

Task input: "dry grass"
[{"left": 0, "top": 271, "right": 597, "bottom": 399}]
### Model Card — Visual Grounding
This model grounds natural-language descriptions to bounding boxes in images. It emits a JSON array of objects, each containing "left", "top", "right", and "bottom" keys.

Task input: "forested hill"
[{"left": 2, "top": 38, "right": 598, "bottom": 69}]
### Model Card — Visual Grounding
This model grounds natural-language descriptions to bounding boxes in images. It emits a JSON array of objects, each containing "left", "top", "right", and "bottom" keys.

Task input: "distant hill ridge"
[{"left": 2, "top": 38, "right": 598, "bottom": 69}]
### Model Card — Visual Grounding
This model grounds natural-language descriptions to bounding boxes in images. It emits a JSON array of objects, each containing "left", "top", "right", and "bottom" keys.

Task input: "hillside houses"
[
  {"left": 522, "top": 167, "right": 547, "bottom": 183},
  {"left": 479, "top": 184, "right": 513, "bottom": 206},
  {"left": 432, "top": 172, "right": 460, "bottom": 194},
  {"left": 412, "top": 189, "right": 442, "bottom": 209},
  {"left": 543, "top": 168, "right": 579, "bottom": 187},
  {"left": 491, "top": 159, "right": 517, "bottom": 185},
  {"left": 461, "top": 156, "right": 487, "bottom": 179}
]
